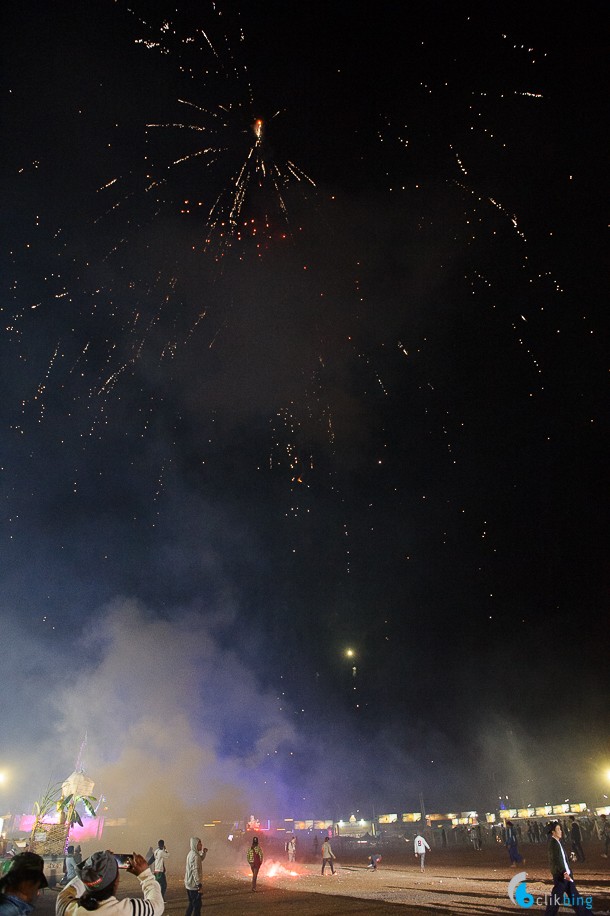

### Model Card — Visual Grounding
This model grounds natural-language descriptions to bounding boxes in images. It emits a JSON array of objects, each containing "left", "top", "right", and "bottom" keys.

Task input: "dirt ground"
[{"left": 35, "top": 845, "right": 610, "bottom": 915}]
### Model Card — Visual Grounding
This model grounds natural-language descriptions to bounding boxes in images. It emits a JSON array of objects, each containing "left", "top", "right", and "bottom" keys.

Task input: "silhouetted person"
[
  {"left": 471, "top": 824, "right": 483, "bottom": 851},
  {"left": 246, "top": 837, "right": 263, "bottom": 892},
  {"left": 321, "top": 837, "right": 336, "bottom": 875},
  {"left": 286, "top": 836, "right": 296, "bottom": 863},
  {"left": 600, "top": 814, "right": 610, "bottom": 858},
  {"left": 505, "top": 820, "right": 524, "bottom": 867},
  {"left": 367, "top": 854, "right": 381, "bottom": 870},
  {"left": 569, "top": 816, "right": 585, "bottom": 862}
]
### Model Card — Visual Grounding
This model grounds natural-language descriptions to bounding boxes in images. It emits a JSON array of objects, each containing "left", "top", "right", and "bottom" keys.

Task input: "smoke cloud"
[{"left": 3, "top": 599, "right": 298, "bottom": 851}]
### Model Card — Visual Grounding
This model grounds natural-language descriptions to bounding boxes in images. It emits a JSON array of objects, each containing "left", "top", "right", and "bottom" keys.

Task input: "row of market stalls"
[
  {"left": 254, "top": 801, "right": 609, "bottom": 840},
  {"left": 3, "top": 777, "right": 609, "bottom": 855}
]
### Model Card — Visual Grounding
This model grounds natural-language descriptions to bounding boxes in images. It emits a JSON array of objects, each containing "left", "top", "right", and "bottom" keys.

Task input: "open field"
[{"left": 35, "top": 845, "right": 610, "bottom": 915}]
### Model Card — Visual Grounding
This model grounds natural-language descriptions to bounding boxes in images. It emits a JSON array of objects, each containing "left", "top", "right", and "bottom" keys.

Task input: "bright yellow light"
[
  {"left": 606, "top": 768, "right": 610, "bottom": 783},
  {"left": 0, "top": 772, "right": 6, "bottom": 785},
  {"left": 345, "top": 648, "right": 355, "bottom": 658}
]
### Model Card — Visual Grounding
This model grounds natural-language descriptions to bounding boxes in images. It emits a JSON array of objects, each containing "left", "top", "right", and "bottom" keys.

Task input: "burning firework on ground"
[{"left": 263, "top": 860, "right": 300, "bottom": 879}]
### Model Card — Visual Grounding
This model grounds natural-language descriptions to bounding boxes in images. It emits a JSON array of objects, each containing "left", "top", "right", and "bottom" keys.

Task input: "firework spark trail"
[
  {"left": 47, "top": 0, "right": 320, "bottom": 441},
  {"left": 27, "top": 341, "right": 61, "bottom": 422},
  {"left": 450, "top": 179, "right": 528, "bottom": 247},
  {"left": 355, "top": 348, "right": 389, "bottom": 398},
  {"left": 97, "top": 178, "right": 119, "bottom": 191},
  {"left": 68, "top": 342, "right": 91, "bottom": 376},
  {"left": 285, "top": 161, "right": 316, "bottom": 186},
  {"left": 120, "top": 4, "right": 317, "bottom": 258},
  {"left": 14, "top": 20, "right": 540, "bottom": 433},
  {"left": 269, "top": 399, "right": 353, "bottom": 576},
  {"left": 6, "top": 3, "right": 364, "bottom": 557},
  {"left": 363, "top": 27, "right": 573, "bottom": 491}
]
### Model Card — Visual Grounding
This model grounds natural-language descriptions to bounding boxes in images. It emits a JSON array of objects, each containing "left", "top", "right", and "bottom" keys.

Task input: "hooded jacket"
[{"left": 184, "top": 839, "right": 206, "bottom": 890}]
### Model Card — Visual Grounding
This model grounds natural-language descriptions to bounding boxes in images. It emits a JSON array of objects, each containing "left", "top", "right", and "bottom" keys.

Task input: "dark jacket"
[{"left": 548, "top": 836, "right": 570, "bottom": 882}]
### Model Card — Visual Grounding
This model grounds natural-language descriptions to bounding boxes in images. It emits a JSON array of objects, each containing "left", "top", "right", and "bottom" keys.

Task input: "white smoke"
[{"left": 4, "top": 599, "right": 296, "bottom": 851}]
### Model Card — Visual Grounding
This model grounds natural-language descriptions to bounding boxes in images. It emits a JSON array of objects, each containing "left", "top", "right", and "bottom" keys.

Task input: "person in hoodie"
[{"left": 183, "top": 839, "right": 207, "bottom": 916}]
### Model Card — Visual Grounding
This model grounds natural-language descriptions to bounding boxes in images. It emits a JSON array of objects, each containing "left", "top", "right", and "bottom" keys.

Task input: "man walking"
[
  {"left": 545, "top": 821, "right": 588, "bottom": 915},
  {"left": 599, "top": 814, "right": 610, "bottom": 858},
  {"left": 321, "top": 837, "right": 336, "bottom": 875},
  {"left": 184, "top": 837, "right": 207, "bottom": 916},
  {"left": 287, "top": 836, "right": 296, "bottom": 863},
  {"left": 413, "top": 833, "right": 431, "bottom": 872},
  {"left": 505, "top": 820, "right": 524, "bottom": 867},
  {"left": 153, "top": 840, "right": 169, "bottom": 899}
]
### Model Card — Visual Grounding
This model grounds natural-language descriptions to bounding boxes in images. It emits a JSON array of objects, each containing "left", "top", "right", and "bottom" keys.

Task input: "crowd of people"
[
  {"left": 0, "top": 813, "right": 607, "bottom": 915},
  {"left": 430, "top": 812, "right": 610, "bottom": 856}
]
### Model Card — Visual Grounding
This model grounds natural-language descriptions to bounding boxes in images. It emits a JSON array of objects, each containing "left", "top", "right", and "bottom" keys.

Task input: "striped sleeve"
[
  {"left": 56, "top": 877, "right": 86, "bottom": 916},
  {"left": 137, "top": 869, "right": 164, "bottom": 916}
]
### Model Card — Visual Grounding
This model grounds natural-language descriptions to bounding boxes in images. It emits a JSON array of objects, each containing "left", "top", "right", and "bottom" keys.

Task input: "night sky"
[{"left": 1, "top": 1, "right": 608, "bottom": 826}]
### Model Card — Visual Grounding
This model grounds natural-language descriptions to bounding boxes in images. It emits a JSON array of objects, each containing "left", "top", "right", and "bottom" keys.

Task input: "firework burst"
[{"left": 117, "top": 0, "right": 316, "bottom": 260}]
